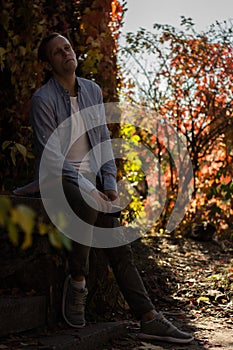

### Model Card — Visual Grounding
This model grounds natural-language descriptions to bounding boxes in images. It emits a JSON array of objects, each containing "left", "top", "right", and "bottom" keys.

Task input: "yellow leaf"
[
  {"left": 57, "top": 211, "right": 67, "bottom": 230},
  {"left": 21, "top": 231, "right": 33, "bottom": 250},
  {"left": 8, "top": 221, "right": 19, "bottom": 246},
  {"left": 198, "top": 296, "right": 210, "bottom": 302},
  {"left": 11, "top": 205, "right": 35, "bottom": 235},
  {"left": 51, "top": 212, "right": 67, "bottom": 231},
  {"left": 38, "top": 222, "right": 49, "bottom": 235}
]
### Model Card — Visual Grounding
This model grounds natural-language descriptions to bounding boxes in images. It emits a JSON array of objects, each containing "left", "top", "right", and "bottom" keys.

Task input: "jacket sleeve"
[
  {"left": 91, "top": 84, "right": 117, "bottom": 192},
  {"left": 100, "top": 123, "right": 118, "bottom": 192},
  {"left": 30, "top": 94, "right": 96, "bottom": 193}
]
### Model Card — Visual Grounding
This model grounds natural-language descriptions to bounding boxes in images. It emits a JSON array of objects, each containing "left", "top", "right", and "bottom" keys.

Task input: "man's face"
[{"left": 45, "top": 35, "right": 78, "bottom": 76}]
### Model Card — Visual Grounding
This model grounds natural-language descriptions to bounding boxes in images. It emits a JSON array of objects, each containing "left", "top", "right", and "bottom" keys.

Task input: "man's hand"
[
  {"left": 104, "top": 190, "right": 121, "bottom": 217},
  {"left": 91, "top": 188, "right": 112, "bottom": 212},
  {"left": 103, "top": 189, "right": 118, "bottom": 202}
]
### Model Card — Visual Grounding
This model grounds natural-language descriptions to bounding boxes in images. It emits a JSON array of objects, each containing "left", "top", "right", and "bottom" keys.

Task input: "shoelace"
[
  {"left": 72, "top": 288, "right": 87, "bottom": 306},
  {"left": 157, "top": 313, "right": 174, "bottom": 329}
]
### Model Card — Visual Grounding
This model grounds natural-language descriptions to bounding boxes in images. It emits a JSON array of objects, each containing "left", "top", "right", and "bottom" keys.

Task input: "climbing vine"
[{"left": 0, "top": 0, "right": 126, "bottom": 190}]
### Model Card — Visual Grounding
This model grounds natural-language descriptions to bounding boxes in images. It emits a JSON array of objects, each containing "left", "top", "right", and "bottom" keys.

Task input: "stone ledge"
[
  {"left": 0, "top": 194, "right": 49, "bottom": 219},
  {"left": 0, "top": 322, "right": 129, "bottom": 350},
  {"left": 40, "top": 322, "right": 128, "bottom": 350},
  {"left": 0, "top": 194, "right": 125, "bottom": 339},
  {"left": 0, "top": 296, "right": 47, "bottom": 337}
]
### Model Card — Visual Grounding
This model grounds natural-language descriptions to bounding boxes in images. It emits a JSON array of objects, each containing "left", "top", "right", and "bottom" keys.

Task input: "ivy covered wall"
[{"left": 0, "top": 0, "right": 126, "bottom": 189}]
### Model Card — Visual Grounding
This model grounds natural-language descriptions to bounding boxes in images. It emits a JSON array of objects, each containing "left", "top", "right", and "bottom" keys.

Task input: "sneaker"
[
  {"left": 62, "top": 275, "right": 88, "bottom": 328},
  {"left": 139, "top": 312, "right": 194, "bottom": 344}
]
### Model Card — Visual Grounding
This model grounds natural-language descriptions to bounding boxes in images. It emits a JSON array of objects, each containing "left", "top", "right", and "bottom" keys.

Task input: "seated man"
[{"left": 15, "top": 32, "right": 193, "bottom": 344}]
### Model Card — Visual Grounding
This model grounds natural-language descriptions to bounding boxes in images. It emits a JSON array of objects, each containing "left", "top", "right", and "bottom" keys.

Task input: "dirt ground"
[
  {"left": 0, "top": 233, "right": 232, "bottom": 349},
  {"left": 104, "top": 233, "right": 233, "bottom": 349}
]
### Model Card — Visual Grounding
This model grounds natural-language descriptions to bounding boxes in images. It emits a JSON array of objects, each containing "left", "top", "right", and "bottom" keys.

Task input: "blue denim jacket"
[{"left": 30, "top": 76, "right": 117, "bottom": 193}]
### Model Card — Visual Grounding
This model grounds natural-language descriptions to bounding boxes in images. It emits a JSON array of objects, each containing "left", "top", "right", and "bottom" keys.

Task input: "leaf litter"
[{"left": 104, "top": 233, "right": 233, "bottom": 349}]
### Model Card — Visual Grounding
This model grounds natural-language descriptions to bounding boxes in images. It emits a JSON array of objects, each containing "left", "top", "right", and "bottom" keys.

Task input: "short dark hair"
[{"left": 38, "top": 32, "right": 61, "bottom": 62}]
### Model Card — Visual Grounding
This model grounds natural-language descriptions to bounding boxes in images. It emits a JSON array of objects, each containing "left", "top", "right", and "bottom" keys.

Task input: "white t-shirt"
[{"left": 66, "top": 96, "right": 91, "bottom": 173}]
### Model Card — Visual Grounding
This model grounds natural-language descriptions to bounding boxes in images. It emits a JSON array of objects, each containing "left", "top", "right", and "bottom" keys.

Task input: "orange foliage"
[{"left": 122, "top": 21, "right": 233, "bottom": 236}]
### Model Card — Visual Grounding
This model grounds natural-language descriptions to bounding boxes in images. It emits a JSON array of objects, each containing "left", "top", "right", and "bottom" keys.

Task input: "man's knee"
[
  {"left": 62, "top": 179, "right": 98, "bottom": 224},
  {"left": 105, "top": 244, "right": 134, "bottom": 266}
]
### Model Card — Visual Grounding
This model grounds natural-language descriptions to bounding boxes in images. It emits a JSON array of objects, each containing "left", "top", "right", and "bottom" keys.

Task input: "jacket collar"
[{"left": 50, "top": 76, "right": 81, "bottom": 96}]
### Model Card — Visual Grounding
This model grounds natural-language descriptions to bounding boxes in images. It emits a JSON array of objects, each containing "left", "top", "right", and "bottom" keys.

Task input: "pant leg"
[
  {"left": 68, "top": 242, "right": 91, "bottom": 277},
  {"left": 62, "top": 178, "right": 98, "bottom": 277},
  {"left": 62, "top": 177, "right": 155, "bottom": 318},
  {"left": 104, "top": 243, "right": 155, "bottom": 319},
  {"left": 96, "top": 212, "right": 155, "bottom": 319}
]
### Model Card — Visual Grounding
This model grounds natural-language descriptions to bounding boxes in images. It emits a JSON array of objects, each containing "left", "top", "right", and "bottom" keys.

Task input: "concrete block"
[
  {"left": 38, "top": 322, "right": 128, "bottom": 350},
  {"left": 0, "top": 296, "right": 47, "bottom": 337}
]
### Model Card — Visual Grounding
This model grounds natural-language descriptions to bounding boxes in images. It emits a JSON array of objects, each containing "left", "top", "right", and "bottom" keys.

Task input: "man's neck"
[{"left": 53, "top": 73, "right": 77, "bottom": 96}]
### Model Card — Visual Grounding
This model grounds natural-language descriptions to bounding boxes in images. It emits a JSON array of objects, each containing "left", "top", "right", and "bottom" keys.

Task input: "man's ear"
[{"left": 43, "top": 61, "right": 53, "bottom": 72}]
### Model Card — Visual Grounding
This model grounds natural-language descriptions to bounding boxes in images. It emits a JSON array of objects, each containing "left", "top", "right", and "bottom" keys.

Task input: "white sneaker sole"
[{"left": 138, "top": 333, "right": 194, "bottom": 344}]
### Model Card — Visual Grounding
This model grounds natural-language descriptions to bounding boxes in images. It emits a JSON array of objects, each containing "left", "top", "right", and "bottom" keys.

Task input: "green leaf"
[
  {"left": 57, "top": 231, "right": 72, "bottom": 250},
  {"left": 10, "top": 147, "right": 16, "bottom": 166},
  {"left": 2, "top": 140, "right": 12, "bottom": 150},
  {"left": 1, "top": 10, "right": 9, "bottom": 31},
  {"left": 19, "top": 46, "right": 26, "bottom": 56},
  {"left": 26, "top": 151, "right": 35, "bottom": 159},
  {"left": 0, "top": 47, "right": 6, "bottom": 66},
  {"left": 51, "top": 211, "right": 67, "bottom": 231},
  {"left": 15, "top": 142, "right": 27, "bottom": 160},
  {"left": 0, "top": 196, "right": 11, "bottom": 225},
  {"left": 48, "top": 230, "right": 62, "bottom": 249}
]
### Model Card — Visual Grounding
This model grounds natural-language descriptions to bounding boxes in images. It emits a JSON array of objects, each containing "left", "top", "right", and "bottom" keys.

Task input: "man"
[{"left": 19, "top": 32, "right": 193, "bottom": 344}]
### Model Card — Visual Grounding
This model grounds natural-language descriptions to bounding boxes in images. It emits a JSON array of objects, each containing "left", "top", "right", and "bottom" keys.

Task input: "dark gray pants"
[{"left": 62, "top": 177, "right": 155, "bottom": 319}]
